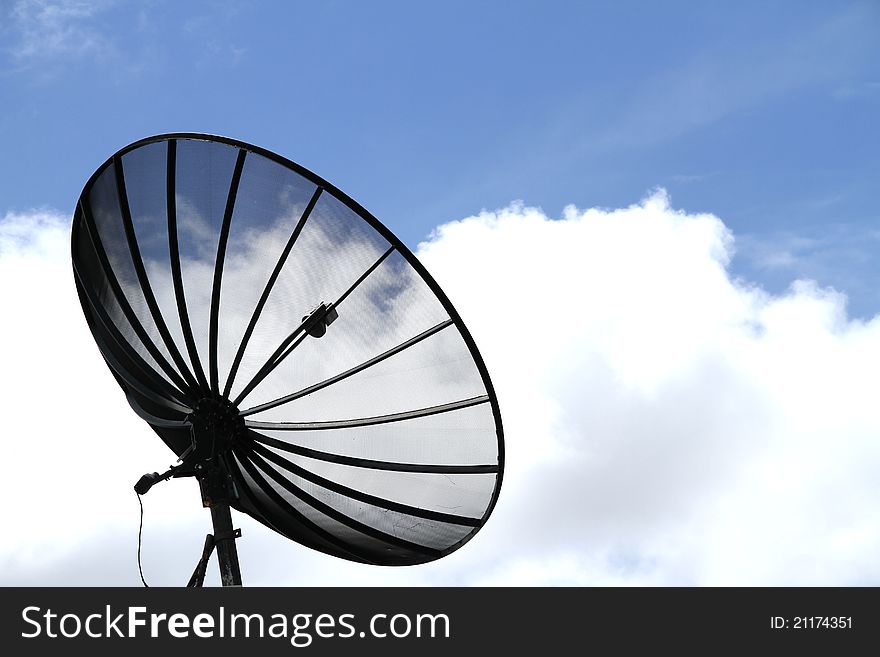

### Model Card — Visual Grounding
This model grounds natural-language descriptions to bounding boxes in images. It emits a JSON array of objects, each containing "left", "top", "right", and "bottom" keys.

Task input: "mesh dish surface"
[{"left": 71, "top": 133, "right": 504, "bottom": 565}]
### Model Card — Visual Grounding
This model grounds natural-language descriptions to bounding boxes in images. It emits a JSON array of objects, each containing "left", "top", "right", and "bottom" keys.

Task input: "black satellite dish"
[{"left": 71, "top": 133, "right": 503, "bottom": 585}]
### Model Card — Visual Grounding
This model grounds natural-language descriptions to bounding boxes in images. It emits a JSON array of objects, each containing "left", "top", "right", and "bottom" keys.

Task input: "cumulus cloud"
[
  {"left": 2, "top": 191, "right": 880, "bottom": 586},
  {"left": 0, "top": 209, "right": 207, "bottom": 584},
  {"left": 416, "top": 191, "right": 880, "bottom": 586}
]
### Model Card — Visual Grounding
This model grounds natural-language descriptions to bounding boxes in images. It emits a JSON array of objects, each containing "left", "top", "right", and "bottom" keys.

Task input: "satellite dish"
[{"left": 71, "top": 133, "right": 504, "bottom": 584}]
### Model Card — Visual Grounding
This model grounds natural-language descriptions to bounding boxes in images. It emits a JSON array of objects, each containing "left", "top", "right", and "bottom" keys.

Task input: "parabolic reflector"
[{"left": 71, "top": 134, "right": 503, "bottom": 566}]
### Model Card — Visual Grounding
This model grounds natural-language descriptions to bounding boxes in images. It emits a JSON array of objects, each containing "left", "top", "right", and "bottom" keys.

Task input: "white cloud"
[
  {"left": 2, "top": 190, "right": 880, "bottom": 586},
  {"left": 414, "top": 191, "right": 880, "bottom": 586},
  {"left": 0, "top": 208, "right": 209, "bottom": 584},
  {"left": 5, "top": 0, "right": 115, "bottom": 67}
]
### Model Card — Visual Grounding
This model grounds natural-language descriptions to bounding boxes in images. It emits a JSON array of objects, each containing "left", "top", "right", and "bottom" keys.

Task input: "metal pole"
[
  {"left": 210, "top": 502, "right": 242, "bottom": 586},
  {"left": 196, "top": 456, "right": 243, "bottom": 587}
]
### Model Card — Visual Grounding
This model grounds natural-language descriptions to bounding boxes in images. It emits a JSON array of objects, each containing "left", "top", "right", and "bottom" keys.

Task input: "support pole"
[
  {"left": 210, "top": 502, "right": 242, "bottom": 586},
  {"left": 196, "top": 458, "right": 243, "bottom": 587}
]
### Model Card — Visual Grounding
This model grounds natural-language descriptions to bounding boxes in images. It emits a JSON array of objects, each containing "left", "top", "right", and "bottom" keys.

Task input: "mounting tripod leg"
[
  {"left": 187, "top": 534, "right": 215, "bottom": 587},
  {"left": 187, "top": 506, "right": 243, "bottom": 587}
]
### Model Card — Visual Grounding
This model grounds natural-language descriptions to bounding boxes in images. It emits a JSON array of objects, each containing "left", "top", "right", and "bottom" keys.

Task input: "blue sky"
[
  {"left": 2, "top": 0, "right": 878, "bottom": 312},
  {"left": 3, "top": 1, "right": 880, "bottom": 587}
]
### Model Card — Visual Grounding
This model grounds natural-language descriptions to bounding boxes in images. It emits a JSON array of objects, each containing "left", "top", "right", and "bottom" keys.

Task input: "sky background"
[{"left": 1, "top": 1, "right": 879, "bottom": 586}]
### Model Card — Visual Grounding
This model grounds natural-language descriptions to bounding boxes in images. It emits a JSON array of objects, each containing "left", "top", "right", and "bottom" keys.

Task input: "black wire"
[{"left": 136, "top": 492, "right": 149, "bottom": 587}]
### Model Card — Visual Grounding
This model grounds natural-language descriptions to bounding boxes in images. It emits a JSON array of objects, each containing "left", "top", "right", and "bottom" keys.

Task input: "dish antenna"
[{"left": 71, "top": 134, "right": 503, "bottom": 585}]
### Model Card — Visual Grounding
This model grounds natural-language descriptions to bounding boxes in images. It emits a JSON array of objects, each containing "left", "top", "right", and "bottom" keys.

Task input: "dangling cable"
[
  {"left": 136, "top": 492, "right": 149, "bottom": 587},
  {"left": 133, "top": 465, "right": 188, "bottom": 587}
]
